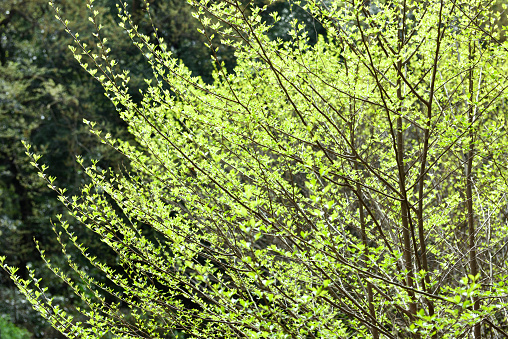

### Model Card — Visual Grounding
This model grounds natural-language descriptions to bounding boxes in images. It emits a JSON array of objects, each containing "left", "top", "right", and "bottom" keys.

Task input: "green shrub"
[{"left": 0, "top": 315, "right": 31, "bottom": 339}]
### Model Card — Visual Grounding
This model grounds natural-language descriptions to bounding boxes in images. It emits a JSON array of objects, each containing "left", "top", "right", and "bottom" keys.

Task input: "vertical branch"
[
  {"left": 467, "top": 37, "right": 481, "bottom": 339},
  {"left": 397, "top": 114, "right": 417, "bottom": 318},
  {"left": 416, "top": 0, "right": 446, "bottom": 327},
  {"left": 356, "top": 170, "right": 379, "bottom": 339},
  {"left": 395, "top": 0, "right": 418, "bottom": 326},
  {"left": 351, "top": 114, "right": 379, "bottom": 339}
]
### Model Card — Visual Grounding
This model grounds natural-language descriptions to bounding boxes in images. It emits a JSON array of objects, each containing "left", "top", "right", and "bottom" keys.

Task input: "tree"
[{"left": 3, "top": 0, "right": 508, "bottom": 338}]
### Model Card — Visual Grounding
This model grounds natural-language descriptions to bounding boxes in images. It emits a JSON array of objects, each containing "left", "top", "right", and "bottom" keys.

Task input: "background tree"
[{"left": 3, "top": 0, "right": 508, "bottom": 338}]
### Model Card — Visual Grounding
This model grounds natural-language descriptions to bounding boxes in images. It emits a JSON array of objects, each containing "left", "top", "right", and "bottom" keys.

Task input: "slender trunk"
[
  {"left": 417, "top": 123, "right": 437, "bottom": 326},
  {"left": 467, "top": 40, "right": 481, "bottom": 339},
  {"left": 416, "top": 2, "right": 446, "bottom": 331},
  {"left": 349, "top": 61, "right": 379, "bottom": 337},
  {"left": 397, "top": 114, "right": 417, "bottom": 318},
  {"left": 354, "top": 156, "right": 379, "bottom": 339},
  {"left": 397, "top": 1, "right": 418, "bottom": 329}
]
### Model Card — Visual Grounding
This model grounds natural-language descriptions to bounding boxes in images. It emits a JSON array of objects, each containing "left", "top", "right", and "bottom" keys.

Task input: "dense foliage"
[{"left": 3, "top": 0, "right": 508, "bottom": 338}]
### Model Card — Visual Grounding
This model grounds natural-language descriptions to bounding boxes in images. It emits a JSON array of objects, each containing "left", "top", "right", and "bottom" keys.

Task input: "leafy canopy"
[{"left": 3, "top": 0, "right": 508, "bottom": 338}]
